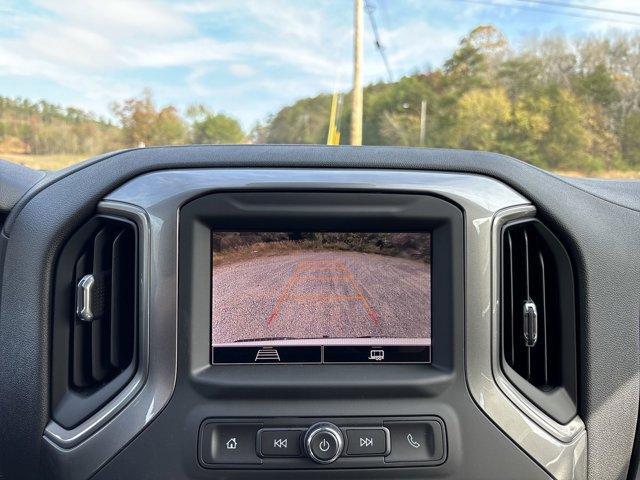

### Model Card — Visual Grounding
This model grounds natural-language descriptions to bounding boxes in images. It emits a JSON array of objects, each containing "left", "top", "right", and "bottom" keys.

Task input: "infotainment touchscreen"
[{"left": 211, "top": 232, "right": 431, "bottom": 364}]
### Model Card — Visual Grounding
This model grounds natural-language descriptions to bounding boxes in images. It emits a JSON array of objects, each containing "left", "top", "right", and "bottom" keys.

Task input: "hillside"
[
  {"left": 264, "top": 26, "right": 640, "bottom": 173},
  {"left": 0, "top": 97, "right": 121, "bottom": 156}
]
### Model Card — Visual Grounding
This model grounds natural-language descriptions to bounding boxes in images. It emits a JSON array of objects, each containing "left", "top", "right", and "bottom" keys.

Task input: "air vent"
[
  {"left": 501, "top": 219, "right": 577, "bottom": 424},
  {"left": 51, "top": 215, "right": 138, "bottom": 429}
]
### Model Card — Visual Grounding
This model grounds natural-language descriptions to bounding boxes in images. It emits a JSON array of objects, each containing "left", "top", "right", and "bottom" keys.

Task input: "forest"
[{"left": 1, "top": 26, "right": 639, "bottom": 174}]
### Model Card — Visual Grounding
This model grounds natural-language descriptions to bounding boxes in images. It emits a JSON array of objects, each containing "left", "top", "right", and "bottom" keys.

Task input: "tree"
[
  {"left": 265, "top": 96, "right": 331, "bottom": 144},
  {"left": 444, "top": 25, "right": 507, "bottom": 91},
  {"left": 453, "top": 87, "right": 512, "bottom": 151},
  {"left": 188, "top": 105, "right": 245, "bottom": 144},
  {"left": 621, "top": 112, "right": 640, "bottom": 167},
  {"left": 572, "top": 63, "right": 620, "bottom": 108},
  {"left": 248, "top": 120, "right": 270, "bottom": 144},
  {"left": 111, "top": 90, "right": 186, "bottom": 147}
]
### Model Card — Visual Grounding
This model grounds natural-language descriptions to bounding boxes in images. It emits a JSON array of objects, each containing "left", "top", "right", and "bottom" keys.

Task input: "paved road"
[{"left": 212, "top": 250, "right": 431, "bottom": 345}]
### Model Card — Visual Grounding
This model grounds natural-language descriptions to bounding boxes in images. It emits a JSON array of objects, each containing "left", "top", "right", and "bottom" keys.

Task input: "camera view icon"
[
  {"left": 255, "top": 346, "right": 280, "bottom": 362},
  {"left": 368, "top": 349, "right": 385, "bottom": 361}
]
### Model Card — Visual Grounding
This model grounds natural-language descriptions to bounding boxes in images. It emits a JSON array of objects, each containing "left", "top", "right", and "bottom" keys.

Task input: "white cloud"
[
  {"left": 229, "top": 63, "right": 256, "bottom": 77},
  {"left": 32, "top": 0, "right": 193, "bottom": 38},
  {"left": 123, "top": 38, "right": 234, "bottom": 68}
]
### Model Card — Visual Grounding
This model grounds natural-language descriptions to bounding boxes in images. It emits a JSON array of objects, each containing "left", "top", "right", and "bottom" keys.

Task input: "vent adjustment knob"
[{"left": 523, "top": 300, "right": 538, "bottom": 347}]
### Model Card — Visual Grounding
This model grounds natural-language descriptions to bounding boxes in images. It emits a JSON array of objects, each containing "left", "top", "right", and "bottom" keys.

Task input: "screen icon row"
[{"left": 212, "top": 345, "right": 431, "bottom": 364}]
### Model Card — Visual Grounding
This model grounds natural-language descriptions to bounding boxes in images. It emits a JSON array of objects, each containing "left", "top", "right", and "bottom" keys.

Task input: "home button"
[{"left": 199, "top": 422, "right": 262, "bottom": 465}]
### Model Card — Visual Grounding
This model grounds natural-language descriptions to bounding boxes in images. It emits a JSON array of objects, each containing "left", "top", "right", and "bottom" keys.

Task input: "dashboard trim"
[{"left": 42, "top": 169, "right": 586, "bottom": 480}]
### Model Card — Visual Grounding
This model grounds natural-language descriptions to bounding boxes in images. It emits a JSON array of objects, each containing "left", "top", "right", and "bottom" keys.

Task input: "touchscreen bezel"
[{"left": 180, "top": 190, "right": 462, "bottom": 396}]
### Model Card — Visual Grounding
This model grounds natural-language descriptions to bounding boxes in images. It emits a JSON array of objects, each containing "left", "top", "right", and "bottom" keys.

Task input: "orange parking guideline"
[{"left": 265, "top": 259, "right": 380, "bottom": 326}]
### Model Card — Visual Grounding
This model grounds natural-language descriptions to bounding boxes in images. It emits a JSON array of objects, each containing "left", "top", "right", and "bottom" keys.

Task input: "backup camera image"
[{"left": 211, "top": 232, "right": 431, "bottom": 356}]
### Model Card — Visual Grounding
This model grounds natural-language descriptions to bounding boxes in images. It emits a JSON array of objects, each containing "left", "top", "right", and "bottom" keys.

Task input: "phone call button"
[{"left": 384, "top": 420, "right": 446, "bottom": 464}]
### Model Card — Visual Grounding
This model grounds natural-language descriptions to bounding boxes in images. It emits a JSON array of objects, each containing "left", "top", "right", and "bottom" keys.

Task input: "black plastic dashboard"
[{"left": 0, "top": 145, "right": 638, "bottom": 480}]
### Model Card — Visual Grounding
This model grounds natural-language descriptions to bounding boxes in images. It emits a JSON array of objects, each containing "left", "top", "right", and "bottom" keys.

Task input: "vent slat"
[
  {"left": 523, "top": 229, "right": 531, "bottom": 381},
  {"left": 110, "top": 228, "right": 135, "bottom": 368},
  {"left": 506, "top": 232, "right": 515, "bottom": 366},
  {"left": 509, "top": 228, "right": 528, "bottom": 375},
  {"left": 539, "top": 251, "right": 549, "bottom": 386},
  {"left": 90, "top": 228, "right": 112, "bottom": 383}
]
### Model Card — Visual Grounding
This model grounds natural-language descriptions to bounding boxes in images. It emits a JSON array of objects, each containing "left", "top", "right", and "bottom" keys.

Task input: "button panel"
[{"left": 199, "top": 417, "right": 446, "bottom": 469}]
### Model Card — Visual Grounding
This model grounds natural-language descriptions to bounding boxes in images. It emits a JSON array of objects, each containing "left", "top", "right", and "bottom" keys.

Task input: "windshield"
[{"left": 1, "top": 0, "right": 639, "bottom": 178}]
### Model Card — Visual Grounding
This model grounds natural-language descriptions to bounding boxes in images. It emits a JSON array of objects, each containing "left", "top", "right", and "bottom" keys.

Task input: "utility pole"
[
  {"left": 351, "top": 0, "right": 363, "bottom": 146},
  {"left": 419, "top": 99, "right": 427, "bottom": 146}
]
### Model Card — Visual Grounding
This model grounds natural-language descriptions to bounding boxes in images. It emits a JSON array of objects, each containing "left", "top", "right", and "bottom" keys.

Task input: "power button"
[{"left": 304, "top": 422, "right": 344, "bottom": 464}]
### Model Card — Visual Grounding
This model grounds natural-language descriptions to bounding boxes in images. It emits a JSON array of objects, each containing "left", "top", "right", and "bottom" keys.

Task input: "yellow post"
[
  {"left": 327, "top": 91, "right": 339, "bottom": 145},
  {"left": 350, "top": 0, "right": 364, "bottom": 145}
]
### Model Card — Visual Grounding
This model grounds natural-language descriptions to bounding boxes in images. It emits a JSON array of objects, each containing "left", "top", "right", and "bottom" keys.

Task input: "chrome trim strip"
[{"left": 42, "top": 169, "right": 586, "bottom": 479}]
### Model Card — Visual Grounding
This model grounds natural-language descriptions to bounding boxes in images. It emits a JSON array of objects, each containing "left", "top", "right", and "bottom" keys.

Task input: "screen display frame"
[
  {"left": 179, "top": 190, "right": 462, "bottom": 394},
  {"left": 210, "top": 230, "right": 433, "bottom": 365}
]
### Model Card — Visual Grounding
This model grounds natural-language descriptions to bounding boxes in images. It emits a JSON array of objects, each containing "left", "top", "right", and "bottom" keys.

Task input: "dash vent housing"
[
  {"left": 51, "top": 215, "right": 138, "bottom": 429},
  {"left": 501, "top": 219, "right": 577, "bottom": 424}
]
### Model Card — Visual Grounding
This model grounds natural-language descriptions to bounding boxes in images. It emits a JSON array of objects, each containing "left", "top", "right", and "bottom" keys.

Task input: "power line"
[
  {"left": 513, "top": 0, "right": 640, "bottom": 19},
  {"left": 447, "top": 0, "right": 640, "bottom": 27},
  {"left": 364, "top": 0, "right": 394, "bottom": 82}
]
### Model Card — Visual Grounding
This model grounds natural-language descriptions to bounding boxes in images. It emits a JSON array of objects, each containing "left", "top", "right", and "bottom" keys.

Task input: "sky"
[{"left": 1, "top": 0, "right": 639, "bottom": 129}]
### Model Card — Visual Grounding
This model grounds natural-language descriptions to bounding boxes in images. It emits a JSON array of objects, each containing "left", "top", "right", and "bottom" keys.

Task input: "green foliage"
[
  {"left": 621, "top": 112, "right": 640, "bottom": 167},
  {"left": 266, "top": 95, "right": 332, "bottom": 144},
  {"left": 188, "top": 105, "right": 245, "bottom": 144},
  {"left": 0, "top": 96, "right": 121, "bottom": 155},
  {"left": 0, "top": 91, "right": 248, "bottom": 156},
  {"left": 262, "top": 25, "right": 640, "bottom": 174}
]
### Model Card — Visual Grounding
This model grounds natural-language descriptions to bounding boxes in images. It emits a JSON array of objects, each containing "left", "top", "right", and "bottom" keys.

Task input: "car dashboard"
[{"left": 0, "top": 145, "right": 638, "bottom": 480}]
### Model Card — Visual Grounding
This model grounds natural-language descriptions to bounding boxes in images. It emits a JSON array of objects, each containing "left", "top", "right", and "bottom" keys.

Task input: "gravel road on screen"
[{"left": 211, "top": 250, "right": 431, "bottom": 344}]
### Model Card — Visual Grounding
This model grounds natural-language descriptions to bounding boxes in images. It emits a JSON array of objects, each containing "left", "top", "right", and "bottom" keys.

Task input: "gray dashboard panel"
[
  {"left": 87, "top": 168, "right": 554, "bottom": 480},
  {"left": 47, "top": 168, "right": 580, "bottom": 479},
  {"left": 0, "top": 145, "right": 637, "bottom": 480}
]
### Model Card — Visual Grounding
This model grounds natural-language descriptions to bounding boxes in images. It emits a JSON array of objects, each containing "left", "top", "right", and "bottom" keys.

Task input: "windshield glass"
[{"left": 1, "top": 0, "right": 639, "bottom": 178}]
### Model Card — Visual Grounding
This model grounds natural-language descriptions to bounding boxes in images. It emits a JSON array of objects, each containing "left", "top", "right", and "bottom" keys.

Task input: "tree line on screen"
[
  {"left": 1, "top": 25, "right": 639, "bottom": 173},
  {"left": 212, "top": 232, "right": 431, "bottom": 263}
]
